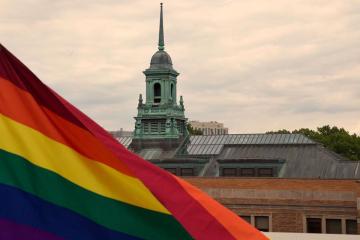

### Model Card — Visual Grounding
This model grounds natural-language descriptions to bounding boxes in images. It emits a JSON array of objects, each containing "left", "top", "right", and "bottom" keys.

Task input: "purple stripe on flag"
[{"left": 0, "top": 219, "right": 63, "bottom": 240}]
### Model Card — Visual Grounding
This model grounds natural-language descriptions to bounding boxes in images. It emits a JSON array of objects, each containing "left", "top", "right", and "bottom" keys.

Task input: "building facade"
[
  {"left": 188, "top": 178, "right": 360, "bottom": 235},
  {"left": 189, "top": 120, "right": 229, "bottom": 135},
  {"left": 116, "top": 3, "right": 360, "bottom": 235}
]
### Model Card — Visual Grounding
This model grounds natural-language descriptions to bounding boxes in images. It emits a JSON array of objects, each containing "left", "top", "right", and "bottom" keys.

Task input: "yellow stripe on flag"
[{"left": 0, "top": 114, "right": 169, "bottom": 214}]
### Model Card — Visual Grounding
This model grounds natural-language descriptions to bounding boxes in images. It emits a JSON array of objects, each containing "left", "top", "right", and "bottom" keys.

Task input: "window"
[
  {"left": 326, "top": 219, "right": 342, "bottom": 234},
  {"left": 240, "top": 216, "right": 251, "bottom": 224},
  {"left": 142, "top": 120, "right": 166, "bottom": 134},
  {"left": 222, "top": 168, "right": 237, "bottom": 177},
  {"left": 241, "top": 215, "right": 271, "bottom": 231},
  {"left": 143, "top": 121, "right": 150, "bottom": 133},
  {"left": 307, "top": 218, "right": 322, "bottom": 233},
  {"left": 180, "top": 168, "right": 194, "bottom": 176},
  {"left": 176, "top": 120, "right": 185, "bottom": 135},
  {"left": 220, "top": 167, "right": 276, "bottom": 177},
  {"left": 255, "top": 216, "right": 269, "bottom": 232},
  {"left": 154, "top": 83, "right": 161, "bottom": 103},
  {"left": 239, "top": 168, "right": 255, "bottom": 177},
  {"left": 346, "top": 219, "right": 357, "bottom": 234},
  {"left": 170, "top": 84, "right": 174, "bottom": 98},
  {"left": 150, "top": 122, "right": 158, "bottom": 133},
  {"left": 165, "top": 168, "right": 177, "bottom": 175},
  {"left": 258, "top": 168, "right": 273, "bottom": 177}
]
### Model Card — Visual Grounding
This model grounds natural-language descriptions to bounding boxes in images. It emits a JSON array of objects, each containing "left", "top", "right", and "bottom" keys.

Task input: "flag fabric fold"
[{"left": 0, "top": 44, "right": 268, "bottom": 240}]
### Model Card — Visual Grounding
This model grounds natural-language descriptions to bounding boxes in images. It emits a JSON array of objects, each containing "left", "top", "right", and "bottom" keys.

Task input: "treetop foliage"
[
  {"left": 267, "top": 125, "right": 360, "bottom": 161},
  {"left": 186, "top": 123, "right": 203, "bottom": 135}
]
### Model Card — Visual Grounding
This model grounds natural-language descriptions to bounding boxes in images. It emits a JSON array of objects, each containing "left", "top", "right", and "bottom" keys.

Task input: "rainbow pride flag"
[{"left": 0, "top": 44, "right": 269, "bottom": 240}]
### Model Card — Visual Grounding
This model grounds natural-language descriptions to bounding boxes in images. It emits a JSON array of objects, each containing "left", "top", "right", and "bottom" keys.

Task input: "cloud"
[{"left": 1, "top": 0, "right": 359, "bottom": 134}]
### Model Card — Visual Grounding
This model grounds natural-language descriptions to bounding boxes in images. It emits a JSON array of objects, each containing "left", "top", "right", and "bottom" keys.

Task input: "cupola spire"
[
  {"left": 133, "top": 3, "right": 188, "bottom": 141},
  {"left": 158, "top": 3, "right": 165, "bottom": 50}
]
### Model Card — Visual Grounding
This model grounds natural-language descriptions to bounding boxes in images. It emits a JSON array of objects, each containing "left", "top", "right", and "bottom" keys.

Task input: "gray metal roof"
[
  {"left": 115, "top": 134, "right": 359, "bottom": 179},
  {"left": 182, "top": 134, "right": 315, "bottom": 156},
  {"left": 117, "top": 134, "right": 315, "bottom": 150},
  {"left": 189, "top": 134, "right": 315, "bottom": 145},
  {"left": 217, "top": 144, "right": 360, "bottom": 179},
  {"left": 117, "top": 137, "right": 132, "bottom": 148}
]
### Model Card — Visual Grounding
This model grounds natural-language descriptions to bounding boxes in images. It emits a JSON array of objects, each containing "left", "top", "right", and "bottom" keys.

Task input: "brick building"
[{"left": 188, "top": 178, "right": 360, "bottom": 235}]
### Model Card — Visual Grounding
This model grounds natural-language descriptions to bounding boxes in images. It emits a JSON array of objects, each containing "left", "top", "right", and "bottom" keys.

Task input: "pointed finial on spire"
[{"left": 158, "top": 3, "right": 165, "bottom": 51}]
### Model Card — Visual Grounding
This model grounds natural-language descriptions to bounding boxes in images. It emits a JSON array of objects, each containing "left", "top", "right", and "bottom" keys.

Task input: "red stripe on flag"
[
  {"left": 0, "top": 77, "right": 135, "bottom": 177},
  {"left": 0, "top": 44, "right": 86, "bottom": 130}
]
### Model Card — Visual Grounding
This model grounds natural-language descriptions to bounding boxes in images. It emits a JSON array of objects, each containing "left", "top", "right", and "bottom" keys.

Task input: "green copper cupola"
[{"left": 133, "top": 3, "right": 188, "bottom": 140}]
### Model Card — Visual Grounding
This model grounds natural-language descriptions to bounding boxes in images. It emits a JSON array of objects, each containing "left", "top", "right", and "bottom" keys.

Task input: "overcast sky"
[{"left": 1, "top": 0, "right": 360, "bottom": 134}]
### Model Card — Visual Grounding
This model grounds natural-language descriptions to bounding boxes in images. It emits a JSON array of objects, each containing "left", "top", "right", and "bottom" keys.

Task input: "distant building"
[
  {"left": 189, "top": 120, "right": 229, "bottom": 135},
  {"left": 109, "top": 128, "right": 133, "bottom": 138},
  {"left": 116, "top": 4, "right": 360, "bottom": 235}
]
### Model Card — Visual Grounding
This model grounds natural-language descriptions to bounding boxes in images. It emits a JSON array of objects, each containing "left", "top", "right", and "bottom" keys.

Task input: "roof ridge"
[{"left": 195, "top": 133, "right": 305, "bottom": 136}]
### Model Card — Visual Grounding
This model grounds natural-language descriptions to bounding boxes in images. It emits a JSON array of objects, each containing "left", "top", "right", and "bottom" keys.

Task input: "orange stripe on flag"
[{"left": 0, "top": 77, "right": 134, "bottom": 177}]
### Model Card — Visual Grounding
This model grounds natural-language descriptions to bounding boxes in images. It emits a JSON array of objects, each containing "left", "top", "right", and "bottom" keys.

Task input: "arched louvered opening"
[
  {"left": 170, "top": 83, "right": 174, "bottom": 98},
  {"left": 154, "top": 83, "right": 161, "bottom": 103}
]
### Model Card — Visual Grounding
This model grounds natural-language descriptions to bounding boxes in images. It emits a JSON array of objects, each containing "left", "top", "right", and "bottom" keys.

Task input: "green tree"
[
  {"left": 267, "top": 125, "right": 360, "bottom": 161},
  {"left": 266, "top": 129, "right": 290, "bottom": 134},
  {"left": 186, "top": 123, "right": 203, "bottom": 135}
]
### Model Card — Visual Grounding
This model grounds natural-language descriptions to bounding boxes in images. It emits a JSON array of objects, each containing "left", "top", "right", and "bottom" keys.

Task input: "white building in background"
[
  {"left": 109, "top": 128, "right": 133, "bottom": 138},
  {"left": 189, "top": 120, "right": 229, "bottom": 135}
]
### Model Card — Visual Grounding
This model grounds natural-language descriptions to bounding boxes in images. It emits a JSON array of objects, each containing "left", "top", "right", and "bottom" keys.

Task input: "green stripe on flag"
[{"left": 0, "top": 149, "right": 192, "bottom": 240}]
